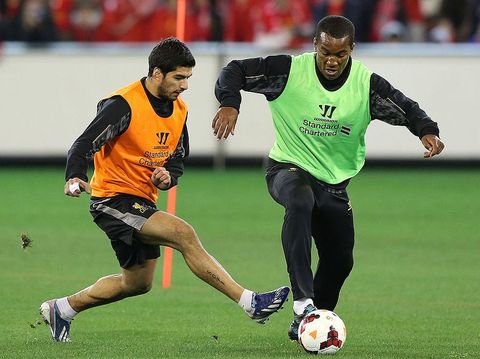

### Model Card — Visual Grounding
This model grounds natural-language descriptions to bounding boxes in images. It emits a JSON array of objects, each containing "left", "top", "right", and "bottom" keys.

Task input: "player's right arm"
[
  {"left": 213, "top": 55, "right": 291, "bottom": 139},
  {"left": 65, "top": 96, "right": 131, "bottom": 197}
]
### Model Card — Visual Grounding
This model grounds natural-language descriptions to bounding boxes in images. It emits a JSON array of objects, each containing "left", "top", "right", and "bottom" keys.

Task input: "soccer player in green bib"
[{"left": 212, "top": 15, "right": 445, "bottom": 341}]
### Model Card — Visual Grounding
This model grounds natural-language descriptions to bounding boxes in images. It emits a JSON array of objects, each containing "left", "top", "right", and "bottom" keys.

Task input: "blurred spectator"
[
  {"left": 252, "top": 0, "right": 313, "bottom": 48},
  {"left": 421, "top": 0, "right": 451, "bottom": 42},
  {"left": 427, "top": 17, "right": 454, "bottom": 42},
  {"left": 50, "top": 0, "right": 72, "bottom": 39},
  {"left": 185, "top": 0, "right": 223, "bottom": 41},
  {"left": 403, "top": 0, "right": 425, "bottom": 41},
  {"left": 1, "top": 0, "right": 21, "bottom": 19},
  {"left": 1, "top": 0, "right": 21, "bottom": 40},
  {"left": 310, "top": 0, "right": 377, "bottom": 42},
  {"left": 5, "top": 0, "right": 58, "bottom": 42},
  {"left": 0, "top": 0, "right": 5, "bottom": 40},
  {"left": 422, "top": 0, "right": 476, "bottom": 42},
  {"left": 419, "top": 0, "right": 442, "bottom": 18},
  {"left": 187, "top": 0, "right": 210, "bottom": 41},
  {"left": 379, "top": 20, "right": 407, "bottom": 42},
  {"left": 438, "top": 0, "right": 473, "bottom": 42},
  {"left": 147, "top": 0, "right": 177, "bottom": 41},
  {"left": 69, "top": 0, "right": 102, "bottom": 41},
  {"left": 370, "top": 0, "right": 425, "bottom": 42},
  {"left": 223, "top": 0, "right": 256, "bottom": 42},
  {"left": 97, "top": 0, "right": 159, "bottom": 41},
  {"left": 471, "top": 0, "right": 480, "bottom": 41}
]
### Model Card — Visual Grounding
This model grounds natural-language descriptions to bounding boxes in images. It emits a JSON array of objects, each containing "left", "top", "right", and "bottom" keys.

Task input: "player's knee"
[
  {"left": 176, "top": 222, "right": 200, "bottom": 252},
  {"left": 122, "top": 279, "right": 153, "bottom": 296},
  {"left": 175, "top": 221, "right": 196, "bottom": 241},
  {"left": 135, "top": 282, "right": 153, "bottom": 295},
  {"left": 286, "top": 191, "right": 314, "bottom": 213}
]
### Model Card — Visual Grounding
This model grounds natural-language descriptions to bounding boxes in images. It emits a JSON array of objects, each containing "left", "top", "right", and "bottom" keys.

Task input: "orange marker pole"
[
  {"left": 162, "top": 0, "right": 187, "bottom": 289},
  {"left": 176, "top": 0, "right": 186, "bottom": 41},
  {"left": 162, "top": 187, "right": 177, "bottom": 288}
]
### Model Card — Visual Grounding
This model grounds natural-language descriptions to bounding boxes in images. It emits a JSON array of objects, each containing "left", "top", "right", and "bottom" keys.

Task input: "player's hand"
[
  {"left": 65, "top": 178, "right": 91, "bottom": 197},
  {"left": 212, "top": 107, "right": 239, "bottom": 140},
  {"left": 151, "top": 167, "right": 171, "bottom": 190},
  {"left": 421, "top": 134, "right": 445, "bottom": 158}
]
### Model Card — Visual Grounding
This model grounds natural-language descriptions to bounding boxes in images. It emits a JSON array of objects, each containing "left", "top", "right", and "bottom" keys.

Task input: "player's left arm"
[{"left": 370, "top": 73, "right": 445, "bottom": 158}]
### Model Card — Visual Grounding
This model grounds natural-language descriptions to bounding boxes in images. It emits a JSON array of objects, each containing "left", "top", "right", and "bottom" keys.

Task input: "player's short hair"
[
  {"left": 148, "top": 37, "right": 196, "bottom": 76},
  {"left": 315, "top": 16, "right": 355, "bottom": 48}
]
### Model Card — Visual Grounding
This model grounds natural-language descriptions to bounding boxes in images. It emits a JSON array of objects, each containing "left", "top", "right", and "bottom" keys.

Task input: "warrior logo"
[
  {"left": 318, "top": 104, "right": 337, "bottom": 119},
  {"left": 156, "top": 132, "right": 170, "bottom": 145}
]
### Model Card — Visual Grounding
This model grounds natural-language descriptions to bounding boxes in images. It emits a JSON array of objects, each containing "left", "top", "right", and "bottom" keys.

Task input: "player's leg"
[
  {"left": 138, "top": 211, "right": 243, "bottom": 300},
  {"left": 39, "top": 259, "right": 157, "bottom": 342},
  {"left": 66, "top": 195, "right": 163, "bottom": 311},
  {"left": 40, "top": 195, "right": 163, "bottom": 341},
  {"left": 40, "top": 237, "right": 160, "bottom": 342},
  {"left": 136, "top": 210, "right": 289, "bottom": 323},
  {"left": 266, "top": 165, "right": 316, "bottom": 302},
  {"left": 67, "top": 259, "right": 157, "bottom": 312},
  {"left": 266, "top": 164, "right": 318, "bottom": 340},
  {"left": 40, "top": 194, "right": 288, "bottom": 343},
  {"left": 311, "top": 188, "right": 354, "bottom": 311}
]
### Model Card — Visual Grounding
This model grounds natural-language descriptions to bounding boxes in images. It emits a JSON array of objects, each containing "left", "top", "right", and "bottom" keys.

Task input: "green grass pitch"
[{"left": 0, "top": 167, "right": 479, "bottom": 358}]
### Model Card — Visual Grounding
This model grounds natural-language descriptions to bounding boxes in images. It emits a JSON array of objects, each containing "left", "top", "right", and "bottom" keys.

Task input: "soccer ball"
[{"left": 298, "top": 309, "right": 346, "bottom": 355}]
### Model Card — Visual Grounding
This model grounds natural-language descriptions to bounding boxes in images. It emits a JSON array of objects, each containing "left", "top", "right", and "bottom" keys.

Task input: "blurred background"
[
  {"left": 2, "top": 0, "right": 480, "bottom": 44},
  {"left": 0, "top": 0, "right": 479, "bottom": 166}
]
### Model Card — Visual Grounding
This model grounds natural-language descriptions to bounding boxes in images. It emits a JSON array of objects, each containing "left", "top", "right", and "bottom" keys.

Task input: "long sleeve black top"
[{"left": 215, "top": 55, "right": 439, "bottom": 138}]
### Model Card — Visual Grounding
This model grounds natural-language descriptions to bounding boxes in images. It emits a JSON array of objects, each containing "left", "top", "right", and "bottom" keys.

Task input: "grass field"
[{"left": 0, "top": 167, "right": 479, "bottom": 359}]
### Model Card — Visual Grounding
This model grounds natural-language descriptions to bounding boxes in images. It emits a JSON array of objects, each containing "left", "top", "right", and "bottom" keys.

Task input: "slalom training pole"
[
  {"left": 162, "top": 187, "right": 177, "bottom": 288},
  {"left": 162, "top": 0, "right": 187, "bottom": 289}
]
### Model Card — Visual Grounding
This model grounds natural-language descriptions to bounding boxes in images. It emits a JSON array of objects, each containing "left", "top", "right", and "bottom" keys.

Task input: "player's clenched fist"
[
  {"left": 64, "top": 178, "right": 91, "bottom": 197},
  {"left": 151, "top": 167, "right": 171, "bottom": 190}
]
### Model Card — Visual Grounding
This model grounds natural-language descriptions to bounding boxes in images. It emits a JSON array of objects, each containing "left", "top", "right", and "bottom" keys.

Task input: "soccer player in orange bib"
[{"left": 40, "top": 38, "right": 289, "bottom": 342}]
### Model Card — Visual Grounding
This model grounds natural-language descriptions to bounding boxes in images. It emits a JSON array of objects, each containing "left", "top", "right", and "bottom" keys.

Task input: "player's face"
[
  {"left": 157, "top": 66, "right": 193, "bottom": 100},
  {"left": 314, "top": 32, "right": 353, "bottom": 80}
]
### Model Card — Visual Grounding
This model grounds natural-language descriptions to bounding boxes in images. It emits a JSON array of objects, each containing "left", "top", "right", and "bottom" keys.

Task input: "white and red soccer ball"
[{"left": 298, "top": 309, "right": 346, "bottom": 355}]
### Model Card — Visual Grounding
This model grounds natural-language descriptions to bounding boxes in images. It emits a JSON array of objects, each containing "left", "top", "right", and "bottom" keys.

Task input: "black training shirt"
[{"left": 215, "top": 55, "right": 440, "bottom": 138}]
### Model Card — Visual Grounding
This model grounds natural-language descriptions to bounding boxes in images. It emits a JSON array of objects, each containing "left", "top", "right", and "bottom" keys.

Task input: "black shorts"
[{"left": 90, "top": 194, "right": 161, "bottom": 269}]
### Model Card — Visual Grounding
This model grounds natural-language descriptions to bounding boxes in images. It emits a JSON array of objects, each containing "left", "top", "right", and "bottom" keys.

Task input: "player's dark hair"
[
  {"left": 148, "top": 37, "right": 196, "bottom": 76},
  {"left": 315, "top": 16, "right": 355, "bottom": 48}
]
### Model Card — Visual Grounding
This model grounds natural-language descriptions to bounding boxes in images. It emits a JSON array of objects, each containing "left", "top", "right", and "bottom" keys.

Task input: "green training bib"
[{"left": 268, "top": 53, "right": 372, "bottom": 184}]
